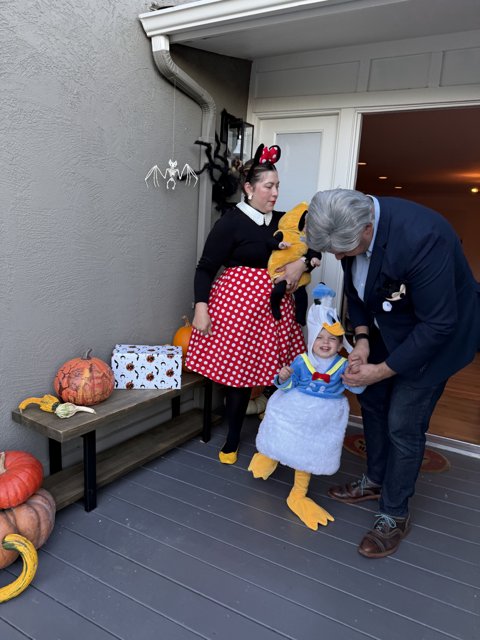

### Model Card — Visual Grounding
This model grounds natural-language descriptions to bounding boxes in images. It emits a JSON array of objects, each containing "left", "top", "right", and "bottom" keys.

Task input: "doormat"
[{"left": 343, "top": 434, "right": 450, "bottom": 473}]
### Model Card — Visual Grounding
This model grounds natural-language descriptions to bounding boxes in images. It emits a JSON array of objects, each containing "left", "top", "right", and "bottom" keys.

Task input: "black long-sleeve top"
[{"left": 194, "top": 206, "right": 321, "bottom": 303}]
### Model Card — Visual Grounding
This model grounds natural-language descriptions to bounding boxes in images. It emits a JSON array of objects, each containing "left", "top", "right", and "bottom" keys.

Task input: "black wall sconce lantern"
[{"left": 220, "top": 109, "right": 254, "bottom": 162}]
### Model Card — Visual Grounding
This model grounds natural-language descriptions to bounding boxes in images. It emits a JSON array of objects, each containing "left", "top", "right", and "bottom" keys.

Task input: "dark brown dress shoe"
[
  {"left": 327, "top": 475, "right": 381, "bottom": 503},
  {"left": 358, "top": 514, "right": 411, "bottom": 559}
]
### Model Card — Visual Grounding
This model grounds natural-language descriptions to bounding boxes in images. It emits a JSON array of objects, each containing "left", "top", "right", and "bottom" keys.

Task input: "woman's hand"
[
  {"left": 274, "top": 258, "right": 307, "bottom": 292},
  {"left": 192, "top": 302, "right": 212, "bottom": 336},
  {"left": 278, "top": 366, "right": 294, "bottom": 383}
]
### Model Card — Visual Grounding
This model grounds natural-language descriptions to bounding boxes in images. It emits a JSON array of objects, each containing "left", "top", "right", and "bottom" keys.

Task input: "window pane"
[{"left": 275, "top": 132, "right": 322, "bottom": 210}]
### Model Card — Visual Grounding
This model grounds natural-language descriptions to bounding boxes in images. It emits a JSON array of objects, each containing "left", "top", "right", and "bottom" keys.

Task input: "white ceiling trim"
[{"left": 139, "top": 0, "right": 409, "bottom": 41}]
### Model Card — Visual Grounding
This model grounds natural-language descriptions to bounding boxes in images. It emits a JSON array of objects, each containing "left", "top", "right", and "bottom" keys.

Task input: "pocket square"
[{"left": 386, "top": 283, "right": 406, "bottom": 301}]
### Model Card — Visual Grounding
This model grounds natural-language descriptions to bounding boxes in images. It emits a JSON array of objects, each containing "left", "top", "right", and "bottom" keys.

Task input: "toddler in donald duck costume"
[{"left": 248, "top": 283, "right": 365, "bottom": 530}]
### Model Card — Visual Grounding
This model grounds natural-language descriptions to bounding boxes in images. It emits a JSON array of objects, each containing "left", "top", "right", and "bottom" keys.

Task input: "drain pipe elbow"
[
  {"left": 150, "top": 35, "right": 216, "bottom": 258},
  {"left": 151, "top": 35, "right": 216, "bottom": 144}
]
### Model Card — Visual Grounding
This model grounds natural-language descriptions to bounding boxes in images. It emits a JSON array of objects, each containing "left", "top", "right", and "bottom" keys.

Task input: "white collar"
[
  {"left": 365, "top": 195, "right": 380, "bottom": 258},
  {"left": 237, "top": 201, "right": 272, "bottom": 226}
]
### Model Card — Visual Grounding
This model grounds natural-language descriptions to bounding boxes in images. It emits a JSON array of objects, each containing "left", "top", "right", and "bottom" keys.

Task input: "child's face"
[{"left": 312, "top": 328, "right": 341, "bottom": 358}]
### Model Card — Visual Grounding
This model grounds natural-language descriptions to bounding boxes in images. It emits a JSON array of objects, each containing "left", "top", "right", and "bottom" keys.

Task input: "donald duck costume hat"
[{"left": 307, "top": 283, "right": 353, "bottom": 356}]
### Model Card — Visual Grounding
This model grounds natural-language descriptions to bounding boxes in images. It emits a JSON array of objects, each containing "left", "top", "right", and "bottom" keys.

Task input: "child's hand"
[
  {"left": 278, "top": 366, "right": 293, "bottom": 383},
  {"left": 278, "top": 241, "right": 292, "bottom": 250}
]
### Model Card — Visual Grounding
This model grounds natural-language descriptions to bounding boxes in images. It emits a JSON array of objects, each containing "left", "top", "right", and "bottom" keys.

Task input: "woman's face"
[{"left": 245, "top": 170, "right": 279, "bottom": 214}]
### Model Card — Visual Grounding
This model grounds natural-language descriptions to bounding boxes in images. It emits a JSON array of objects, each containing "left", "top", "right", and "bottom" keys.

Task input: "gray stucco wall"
[{"left": 0, "top": 2, "right": 249, "bottom": 470}]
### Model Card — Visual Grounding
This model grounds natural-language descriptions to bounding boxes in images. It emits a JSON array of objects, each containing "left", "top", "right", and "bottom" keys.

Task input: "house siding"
[{"left": 0, "top": 2, "right": 249, "bottom": 469}]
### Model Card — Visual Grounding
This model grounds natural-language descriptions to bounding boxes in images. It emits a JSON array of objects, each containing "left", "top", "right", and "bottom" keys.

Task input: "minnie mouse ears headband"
[
  {"left": 253, "top": 143, "right": 281, "bottom": 166},
  {"left": 246, "top": 144, "right": 281, "bottom": 182}
]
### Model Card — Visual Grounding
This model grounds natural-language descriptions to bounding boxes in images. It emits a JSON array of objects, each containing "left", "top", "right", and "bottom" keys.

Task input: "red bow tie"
[{"left": 312, "top": 372, "right": 330, "bottom": 383}]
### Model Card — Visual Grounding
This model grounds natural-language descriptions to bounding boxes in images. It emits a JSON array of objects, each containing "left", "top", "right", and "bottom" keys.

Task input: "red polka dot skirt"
[{"left": 186, "top": 266, "right": 306, "bottom": 387}]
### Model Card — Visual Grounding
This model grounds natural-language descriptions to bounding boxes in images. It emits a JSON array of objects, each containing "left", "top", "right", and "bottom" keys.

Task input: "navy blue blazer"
[{"left": 343, "top": 197, "right": 480, "bottom": 387}]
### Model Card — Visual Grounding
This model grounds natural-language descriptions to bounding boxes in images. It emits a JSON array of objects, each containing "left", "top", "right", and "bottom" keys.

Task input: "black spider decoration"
[{"left": 183, "top": 133, "right": 242, "bottom": 213}]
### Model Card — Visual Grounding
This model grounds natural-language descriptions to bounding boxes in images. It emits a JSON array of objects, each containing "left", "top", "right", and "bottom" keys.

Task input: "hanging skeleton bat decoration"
[{"left": 145, "top": 159, "right": 198, "bottom": 190}]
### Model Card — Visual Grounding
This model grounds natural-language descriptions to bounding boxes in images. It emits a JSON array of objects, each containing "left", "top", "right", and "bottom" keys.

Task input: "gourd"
[
  {"left": 0, "top": 488, "right": 56, "bottom": 569},
  {"left": 0, "top": 534, "right": 38, "bottom": 602},
  {"left": 173, "top": 316, "right": 193, "bottom": 369},
  {"left": 246, "top": 387, "right": 268, "bottom": 416},
  {"left": 18, "top": 394, "right": 60, "bottom": 413},
  {"left": 53, "top": 348, "right": 115, "bottom": 406},
  {"left": 18, "top": 396, "right": 96, "bottom": 419},
  {"left": 0, "top": 451, "right": 43, "bottom": 509}
]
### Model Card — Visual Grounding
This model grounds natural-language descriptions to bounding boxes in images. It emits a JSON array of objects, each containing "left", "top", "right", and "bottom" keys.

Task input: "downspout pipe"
[{"left": 151, "top": 35, "right": 216, "bottom": 259}]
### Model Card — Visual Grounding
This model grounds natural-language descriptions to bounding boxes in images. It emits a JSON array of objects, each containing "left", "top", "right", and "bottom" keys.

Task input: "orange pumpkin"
[
  {"left": 173, "top": 316, "right": 193, "bottom": 370},
  {"left": 54, "top": 349, "right": 114, "bottom": 406},
  {"left": 0, "top": 489, "right": 56, "bottom": 569},
  {"left": 0, "top": 451, "right": 43, "bottom": 509}
]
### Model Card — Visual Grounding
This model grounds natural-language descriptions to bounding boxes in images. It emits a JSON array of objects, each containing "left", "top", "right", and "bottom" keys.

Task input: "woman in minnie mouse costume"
[{"left": 186, "top": 144, "right": 321, "bottom": 464}]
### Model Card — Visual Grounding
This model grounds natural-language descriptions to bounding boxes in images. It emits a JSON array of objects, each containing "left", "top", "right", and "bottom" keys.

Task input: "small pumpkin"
[
  {"left": 54, "top": 348, "right": 115, "bottom": 406},
  {"left": 0, "top": 451, "right": 43, "bottom": 509},
  {"left": 0, "top": 534, "right": 38, "bottom": 602},
  {"left": 173, "top": 316, "right": 193, "bottom": 370},
  {"left": 0, "top": 488, "right": 56, "bottom": 569}
]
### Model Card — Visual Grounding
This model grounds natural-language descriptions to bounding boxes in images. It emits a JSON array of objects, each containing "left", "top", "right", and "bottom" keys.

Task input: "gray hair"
[{"left": 307, "top": 189, "right": 374, "bottom": 253}]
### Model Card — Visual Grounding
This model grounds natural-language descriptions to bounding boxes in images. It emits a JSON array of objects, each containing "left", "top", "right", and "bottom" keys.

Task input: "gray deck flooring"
[{"left": 1, "top": 416, "right": 479, "bottom": 640}]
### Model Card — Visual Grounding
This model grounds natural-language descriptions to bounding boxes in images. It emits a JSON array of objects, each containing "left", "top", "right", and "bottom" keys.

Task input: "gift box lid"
[{"left": 113, "top": 344, "right": 181, "bottom": 355}]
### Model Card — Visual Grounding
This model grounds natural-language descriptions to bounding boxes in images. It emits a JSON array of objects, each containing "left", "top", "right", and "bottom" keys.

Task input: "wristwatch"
[{"left": 354, "top": 332, "right": 370, "bottom": 344}]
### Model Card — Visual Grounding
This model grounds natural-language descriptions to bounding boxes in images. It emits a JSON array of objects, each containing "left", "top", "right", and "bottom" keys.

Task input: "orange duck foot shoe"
[
  {"left": 248, "top": 452, "right": 278, "bottom": 479},
  {"left": 219, "top": 449, "right": 238, "bottom": 465},
  {"left": 286, "top": 493, "right": 335, "bottom": 530},
  {"left": 358, "top": 514, "right": 411, "bottom": 558}
]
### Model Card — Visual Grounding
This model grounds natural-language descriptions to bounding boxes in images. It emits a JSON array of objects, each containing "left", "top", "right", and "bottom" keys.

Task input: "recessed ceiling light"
[
  {"left": 394, "top": 186, "right": 403, "bottom": 190},
  {"left": 378, "top": 176, "right": 388, "bottom": 180},
  {"left": 358, "top": 162, "right": 367, "bottom": 166},
  {"left": 471, "top": 187, "right": 479, "bottom": 193}
]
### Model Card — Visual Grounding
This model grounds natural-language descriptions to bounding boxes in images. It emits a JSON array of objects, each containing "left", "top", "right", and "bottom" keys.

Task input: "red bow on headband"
[
  {"left": 312, "top": 372, "right": 331, "bottom": 383},
  {"left": 259, "top": 145, "right": 281, "bottom": 165}
]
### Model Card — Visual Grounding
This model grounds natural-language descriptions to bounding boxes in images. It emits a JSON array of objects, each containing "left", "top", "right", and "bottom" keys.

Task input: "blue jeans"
[{"left": 359, "top": 333, "right": 447, "bottom": 518}]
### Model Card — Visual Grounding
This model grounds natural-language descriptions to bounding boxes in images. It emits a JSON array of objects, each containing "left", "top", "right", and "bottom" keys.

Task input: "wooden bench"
[{"left": 12, "top": 373, "right": 213, "bottom": 512}]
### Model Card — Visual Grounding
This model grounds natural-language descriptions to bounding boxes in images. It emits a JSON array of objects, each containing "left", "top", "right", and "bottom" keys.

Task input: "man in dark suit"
[{"left": 307, "top": 189, "right": 480, "bottom": 558}]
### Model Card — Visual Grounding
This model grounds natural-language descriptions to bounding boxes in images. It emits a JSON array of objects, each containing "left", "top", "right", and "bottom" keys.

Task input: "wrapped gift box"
[{"left": 111, "top": 344, "right": 182, "bottom": 389}]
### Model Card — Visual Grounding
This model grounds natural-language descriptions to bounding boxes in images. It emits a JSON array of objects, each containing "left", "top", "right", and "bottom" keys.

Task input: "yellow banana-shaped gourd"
[
  {"left": 0, "top": 534, "right": 38, "bottom": 602},
  {"left": 18, "top": 395, "right": 60, "bottom": 413}
]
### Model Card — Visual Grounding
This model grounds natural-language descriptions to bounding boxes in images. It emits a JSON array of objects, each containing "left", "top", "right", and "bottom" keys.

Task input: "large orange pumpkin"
[
  {"left": 0, "top": 489, "right": 56, "bottom": 569},
  {"left": 54, "top": 349, "right": 114, "bottom": 406},
  {"left": 173, "top": 316, "right": 193, "bottom": 370},
  {"left": 0, "top": 451, "right": 43, "bottom": 509}
]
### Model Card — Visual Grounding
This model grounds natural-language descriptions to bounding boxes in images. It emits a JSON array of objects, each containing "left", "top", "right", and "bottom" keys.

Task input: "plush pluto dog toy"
[{"left": 267, "top": 202, "right": 319, "bottom": 325}]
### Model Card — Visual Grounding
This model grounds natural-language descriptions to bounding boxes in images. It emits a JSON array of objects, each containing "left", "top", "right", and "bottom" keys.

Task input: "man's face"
[{"left": 333, "top": 223, "right": 374, "bottom": 260}]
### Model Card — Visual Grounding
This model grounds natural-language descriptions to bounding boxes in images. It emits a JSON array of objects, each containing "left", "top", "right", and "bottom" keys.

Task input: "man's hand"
[
  {"left": 347, "top": 342, "right": 370, "bottom": 373},
  {"left": 342, "top": 362, "right": 395, "bottom": 387}
]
